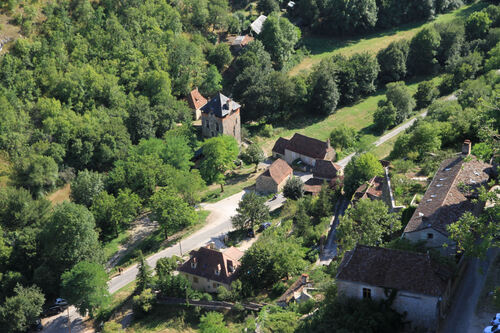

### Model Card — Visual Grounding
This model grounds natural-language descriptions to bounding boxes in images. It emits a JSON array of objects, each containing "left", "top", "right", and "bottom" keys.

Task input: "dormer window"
[
  {"left": 214, "top": 263, "right": 221, "bottom": 276},
  {"left": 191, "top": 258, "right": 197, "bottom": 269}
]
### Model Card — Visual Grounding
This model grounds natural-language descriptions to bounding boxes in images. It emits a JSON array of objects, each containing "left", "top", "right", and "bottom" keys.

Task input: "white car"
[
  {"left": 492, "top": 314, "right": 500, "bottom": 326},
  {"left": 484, "top": 325, "right": 500, "bottom": 333},
  {"left": 54, "top": 298, "right": 68, "bottom": 307}
]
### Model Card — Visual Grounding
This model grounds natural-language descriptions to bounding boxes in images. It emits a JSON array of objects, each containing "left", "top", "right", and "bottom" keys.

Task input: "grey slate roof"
[{"left": 201, "top": 93, "right": 241, "bottom": 118}]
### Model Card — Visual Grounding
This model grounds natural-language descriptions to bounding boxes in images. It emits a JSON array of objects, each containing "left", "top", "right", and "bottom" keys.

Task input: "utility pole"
[
  {"left": 67, "top": 307, "right": 71, "bottom": 333},
  {"left": 179, "top": 241, "right": 183, "bottom": 256}
]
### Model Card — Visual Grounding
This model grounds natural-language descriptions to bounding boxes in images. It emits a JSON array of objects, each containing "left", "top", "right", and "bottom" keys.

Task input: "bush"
[
  {"left": 102, "top": 322, "right": 124, "bottom": 333},
  {"left": 283, "top": 177, "right": 304, "bottom": 200},
  {"left": 260, "top": 124, "right": 273, "bottom": 137},
  {"left": 132, "top": 288, "right": 155, "bottom": 317},
  {"left": 271, "top": 281, "right": 287, "bottom": 298}
]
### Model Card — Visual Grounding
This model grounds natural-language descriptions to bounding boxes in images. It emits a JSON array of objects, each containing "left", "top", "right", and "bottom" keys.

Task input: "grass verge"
[{"left": 289, "top": 2, "right": 487, "bottom": 75}]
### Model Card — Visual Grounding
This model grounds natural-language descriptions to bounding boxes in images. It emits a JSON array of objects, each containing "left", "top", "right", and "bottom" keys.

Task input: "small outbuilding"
[
  {"left": 256, "top": 158, "right": 293, "bottom": 193},
  {"left": 187, "top": 88, "right": 208, "bottom": 120}
]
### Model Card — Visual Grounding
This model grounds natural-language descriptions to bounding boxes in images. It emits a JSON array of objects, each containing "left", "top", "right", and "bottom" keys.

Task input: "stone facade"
[
  {"left": 403, "top": 227, "right": 456, "bottom": 255},
  {"left": 337, "top": 280, "right": 442, "bottom": 331},
  {"left": 284, "top": 149, "right": 317, "bottom": 166},
  {"left": 255, "top": 173, "right": 291, "bottom": 194},
  {"left": 180, "top": 272, "right": 228, "bottom": 293},
  {"left": 201, "top": 109, "right": 241, "bottom": 143}
]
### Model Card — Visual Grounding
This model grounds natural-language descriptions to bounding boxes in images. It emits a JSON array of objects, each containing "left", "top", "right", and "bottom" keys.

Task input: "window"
[
  {"left": 362, "top": 288, "right": 371, "bottom": 299},
  {"left": 193, "top": 277, "right": 199, "bottom": 283},
  {"left": 427, "top": 233, "right": 434, "bottom": 239},
  {"left": 206, "top": 121, "right": 209, "bottom": 128},
  {"left": 213, "top": 283, "right": 218, "bottom": 289},
  {"left": 216, "top": 123, "right": 219, "bottom": 132}
]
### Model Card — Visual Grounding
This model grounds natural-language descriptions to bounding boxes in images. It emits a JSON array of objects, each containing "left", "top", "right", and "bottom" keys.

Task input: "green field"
[
  {"left": 255, "top": 75, "right": 442, "bottom": 155},
  {"left": 290, "top": 2, "right": 487, "bottom": 75}
]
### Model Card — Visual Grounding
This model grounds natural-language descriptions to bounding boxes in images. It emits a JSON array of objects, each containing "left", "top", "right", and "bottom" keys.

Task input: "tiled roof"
[
  {"left": 272, "top": 137, "right": 289, "bottom": 155},
  {"left": 352, "top": 176, "right": 385, "bottom": 202},
  {"left": 304, "top": 176, "right": 344, "bottom": 194},
  {"left": 336, "top": 245, "right": 452, "bottom": 297},
  {"left": 178, "top": 246, "right": 243, "bottom": 285},
  {"left": 260, "top": 158, "right": 293, "bottom": 185},
  {"left": 187, "top": 88, "right": 208, "bottom": 110},
  {"left": 201, "top": 93, "right": 241, "bottom": 118},
  {"left": 404, "top": 156, "right": 492, "bottom": 235},
  {"left": 286, "top": 133, "right": 334, "bottom": 160},
  {"left": 313, "top": 160, "right": 341, "bottom": 179},
  {"left": 277, "top": 274, "right": 310, "bottom": 304}
]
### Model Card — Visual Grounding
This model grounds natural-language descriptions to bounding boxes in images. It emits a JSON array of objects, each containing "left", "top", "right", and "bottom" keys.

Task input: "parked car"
[
  {"left": 44, "top": 305, "right": 63, "bottom": 317},
  {"left": 492, "top": 314, "right": 500, "bottom": 325},
  {"left": 54, "top": 298, "right": 68, "bottom": 306},
  {"left": 484, "top": 325, "right": 500, "bottom": 333},
  {"left": 258, "top": 222, "right": 271, "bottom": 232},
  {"left": 247, "top": 229, "right": 255, "bottom": 238}
]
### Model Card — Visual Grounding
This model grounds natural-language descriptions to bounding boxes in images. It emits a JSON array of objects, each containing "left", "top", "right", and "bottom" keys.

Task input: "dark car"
[
  {"left": 258, "top": 222, "right": 271, "bottom": 232},
  {"left": 247, "top": 229, "right": 255, "bottom": 238},
  {"left": 44, "top": 305, "right": 63, "bottom": 317}
]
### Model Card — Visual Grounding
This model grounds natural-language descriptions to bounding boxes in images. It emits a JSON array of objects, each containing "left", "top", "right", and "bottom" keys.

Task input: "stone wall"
[
  {"left": 201, "top": 109, "right": 241, "bottom": 142},
  {"left": 256, "top": 175, "right": 278, "bottom": 193},
  {"left": 403, "top": 228, "right": 456, "bottom": 255}
]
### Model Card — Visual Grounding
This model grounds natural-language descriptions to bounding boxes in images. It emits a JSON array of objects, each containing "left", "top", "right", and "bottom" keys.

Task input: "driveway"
[{"left": 440, "top": 248, "right": 499, "bottom": 333}]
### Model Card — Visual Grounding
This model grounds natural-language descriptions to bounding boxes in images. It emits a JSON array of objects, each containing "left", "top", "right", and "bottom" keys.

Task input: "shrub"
[
  {"left": 283, "top": 177, "right": 304, "bottom": 200},
  {"left": 260, "top": 124, "right": 273, "bottom": 137},
  {"left": 132, "top": 288, "right": 155, "bottom": 317}
]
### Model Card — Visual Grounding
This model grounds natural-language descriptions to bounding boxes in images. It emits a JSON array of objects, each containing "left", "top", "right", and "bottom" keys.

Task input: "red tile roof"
[
  {"left": 336, "top": 245, "right": 452, "bottom": 297},
  {"left": 404, "top": 156, "right": 492, "bottom": 235},
  {"left": 352, "top": 176, "right": 385, "bottom": 202},
  {"left": 261, "top": 159, "right": 293, "bottom": 185},
  {"left": 187, "top": 88, "right": 208, "bottom": 110},
  {"left": 178, "top": 246, "right": 243, "bottom": 285}
]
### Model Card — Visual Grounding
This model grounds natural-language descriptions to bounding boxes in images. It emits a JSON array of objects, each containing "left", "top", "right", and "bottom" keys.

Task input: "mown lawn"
[
  {"left": 289, "top": 2, "right": 487, "bottom": 75},
  {"left": 200, "top": 165, "right": 259, "bottom": 203}
]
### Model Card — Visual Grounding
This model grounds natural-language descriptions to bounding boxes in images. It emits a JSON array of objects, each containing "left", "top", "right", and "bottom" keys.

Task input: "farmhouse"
[
  {"left": 187, "top": 88, "right": 208, "bottom": 120},
  {"left": 402, "top": 140, "right": 492, "bottom": 253},
  {"left": 178, "top": 245, "right": 244, "bottom": 293},
  {"left": 201, "top": 93, "right": 241, "bottom": 142},
  {"left": 256, "top": 158, "right": 293, "bottom": 194},
  {"left": 272, "top": 133, "right": 335, "bottom": 167},
  {"left": 336, "top": 245, "right": 452, "bottom": 331}
]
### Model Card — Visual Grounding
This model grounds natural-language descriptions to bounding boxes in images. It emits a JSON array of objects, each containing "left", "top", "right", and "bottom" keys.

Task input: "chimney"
[
  {"left": 226, "top": 98, "right": 232, "bottom": 110},
  {"left": 462, "top": 139, "right": 471, "bottom": 156},
  {"left": 207, "top": 242, "right": 215, "bottom": 250}
]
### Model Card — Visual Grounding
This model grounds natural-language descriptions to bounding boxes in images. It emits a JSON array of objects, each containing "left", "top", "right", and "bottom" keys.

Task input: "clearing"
[{"left": 289, "top": 3, "right": 487, "bottom": 75}]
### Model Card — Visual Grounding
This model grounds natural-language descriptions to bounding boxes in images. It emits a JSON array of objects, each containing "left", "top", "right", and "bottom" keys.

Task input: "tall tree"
[
  {"left": 199, "top": 135, "right": 239, "bottom": 192},
  {"left": 0, "top": 285, "right": 45, "bottom": 333},
  {"left": 150, "top": 188, "right": 197, "bottom": 240},
  {"left": 377, "top": 40, "right": 409, "bottom": 84},
  {"left": 408, "top": 27, "right": 441, "bottom": 75},
  {"left": 231, "top": 192, "right": 270, "bottom": 231},
  {"left": 135, "top": 250, "right": 153, "bottom": 293},
  {"left": 61, "top": 261, "right": 109, "bottom": 318},
  {"left": 343, "top": 153, "right": 383, "bottom": 195},
  {"left": 330, "top": 125, "right": 357, "bottom": 150},
  {"left": 241, "top": 144, "right": 265, "bottom": 172},
  {"left": 283, "top": 177, "right": 304, "bottom": 200},
  {"left": 199, "top": 312, "right": 230, "bottom": 333},
  {"left": 70, "top": 170, "right": 105, "bottom": 207},
  {"left": 385, "top": 81, "right": 416, "bottom": 124},
  {"left": 337, "top": 199, "right": 401, "bottom": 252},
  {"left": 310, "top": 60, "right": 339, "bottom": 116}
]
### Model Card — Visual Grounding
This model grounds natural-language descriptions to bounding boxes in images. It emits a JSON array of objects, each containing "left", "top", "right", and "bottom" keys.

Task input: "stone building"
[
  {"left": 201, "top": 93, "right": 241, "bottom": 143},
  {"left": 256, "top": 158, "right": 293, "bottom": 193},
  {"left": 272, "top": 133, "right": 335, "bottom": 167},
  {"left": 187, "top": 88, "right": 207, "bottom": 120},
  {"left": 336, "top": 245, "right": 452, "bottom": 331},
  {"left": 178, "top": 245, "right": 244, "bottom": 293},
  {"left": 403, "top": 140, "right": 492, "bottom": 254}
]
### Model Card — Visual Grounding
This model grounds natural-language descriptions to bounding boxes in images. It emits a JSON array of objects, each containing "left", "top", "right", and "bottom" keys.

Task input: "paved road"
[
  {"left": 317, "top": 198, "right": 349, "bottom": 266},
  {"left": 440, "top": 248, "right": 499, "bottom": 333}
]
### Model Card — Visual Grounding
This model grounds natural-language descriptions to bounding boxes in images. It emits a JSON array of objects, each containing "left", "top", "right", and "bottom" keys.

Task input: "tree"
[
  {"left": 337, "top": 199, "right": 401, "bottom": 252},
  {"left": 199, "top": 312, "right": 230, "bottom": 333},
  {"left": 385, "top": 81, "right": 416, "bottom": 124},
  {"left": 208, "top": 0, "right": 229, "bottom": 31},
  {"left": 414, "top": 80, "right": 439, "bottom": 110},
  {"left": 136, "top": 250, "right": 153, "bottom": 293},
  {"left": 377, "top": 40, "right": 409, "bottom": 83},
  {"left": 312, "top": 183, "right": 333, "bottom": 220},
  {"left": 70, "top": 170, "right": 105, "bottom": 207},
  {"left": 373, "top": 100, "right": 397, "bottom": 132},
  {"left": 0, "top": 285, "right": 45, "bottom": 333},
  {"left": 199, "top": 135, "right": 239, "bottom": 191},
  {"left": 150, "top": 188, "right": 197, "bottom": 240},
  {"left": 61, "top": 261, "right": 109, "bottom": 318},
  {"left": 329, "top": 125, "right": 357, "bottom": 150},
  {"left": 283, "top": 176, "right": 304, "bottom": 200},
  {"left": 465, "top": 11, "right": 491, "bottom": 40},
  {"left": 408, "top": 27, "right": 441, "bottom": 75},
  {"left": 310, "top": 61, "right": 339, "bottom": 116},
  {"left": 156, "top": 257, "right": 179, "bottom": 280},
  {"left": 133, "top": 288, "right": 155, "bottom": 316},
  {"left": 207, "top": 43, "right": 233, "bottom": 71},
  {"left": 200, "top": 65, "right": 223, "bottom": 97},
  {"left": 231, "top": 192, "right": 270, "bottom": 231},
  {"left": 343, "top": 153, "right": 383, "bottom": 195},
  {"left": 485, "top": 41, "right": 500, "bottom": 71},
  {"left": 447, "top": 188, "right": 499, "bottom": 259},
  {"left": 257, "top": 0, "right": 279, "bottom": 14},
  {"left": 241, "top": 144, "right": 265, "bottom": 172},
  {"left": 259, "top": 14, "right": 301, "bottom": 69},
  {"left": 39, "top": 202, "right": 102, "bottom": 288},
  {"left": 13, "top": 154, "right": 59, "bottom": 197}
]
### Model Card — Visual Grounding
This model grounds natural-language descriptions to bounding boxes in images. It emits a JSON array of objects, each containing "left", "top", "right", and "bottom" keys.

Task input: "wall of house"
[
  {"left": 403, "top": 228, "right": 456, "bottom": 255},
  {"left": 180, "top": 272, "right": 229, "bottom": 293},
  {"left": 284, "top": 150, "right": 317, "bottom": 166},
  {"left": 193, "top": 108, "right": 201, "bottom": 120},
  {"left": 256, "top": 175, "right": 278, "bottom": 193},
  {"left": 325, "top": 149, "right": 335, "bottom": 162},
  {"left": 337, "top": 280, "right": 440, "bottom": 330},
  {"left": 201, "top": 113, "right": 223, "bottom": 139},
  {"left": 222, "top": 110, "right": 241, "bottom": 142}
]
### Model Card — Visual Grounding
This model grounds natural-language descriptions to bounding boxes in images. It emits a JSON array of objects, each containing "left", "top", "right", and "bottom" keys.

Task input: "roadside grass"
[
  {"left": 95, "top": 281, "right": 136, "bottom": 327},
  {"left": 372, "top": 135, "right": 399, "bottom": 160},
  {"left": 103, "top": 229, "right": 131, "bottom": 263},
  {"left": 114, "top": 210, "right": 210, "bottom": 269},
  {"left": 47, "top": 183, "right": 71, "bottom": 205},
  {"left": 254, "top": 74, "right": 442, "bottom": 155},
  {"left": 289, "top": 2, "right": 487, "bottom": 75},
  {"left": 476, "top": 252, "right": 500, "bottom": 314}
]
